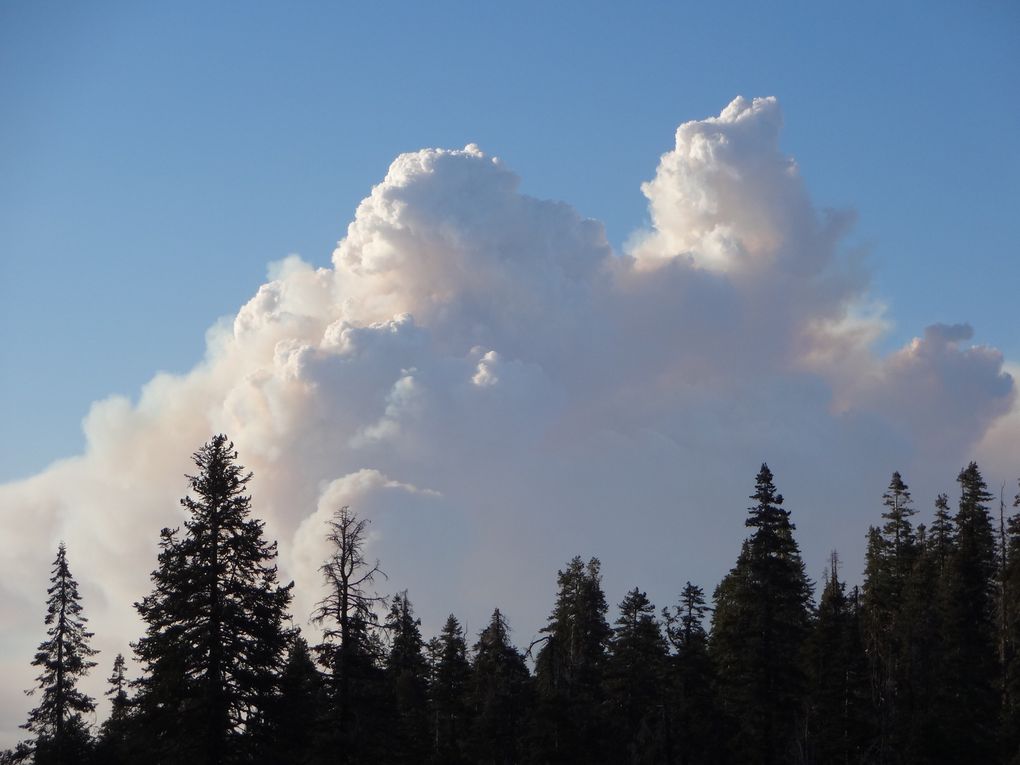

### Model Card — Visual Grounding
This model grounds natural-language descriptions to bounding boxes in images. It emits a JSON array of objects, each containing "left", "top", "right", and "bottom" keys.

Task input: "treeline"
[{"left": 4, "top": 434, "right": 1020, "bottom": 764}]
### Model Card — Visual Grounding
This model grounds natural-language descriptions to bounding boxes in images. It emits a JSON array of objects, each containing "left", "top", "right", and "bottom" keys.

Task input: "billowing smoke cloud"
[{"left": 0, "top": 96, "right": 1015, "bottom": 747}]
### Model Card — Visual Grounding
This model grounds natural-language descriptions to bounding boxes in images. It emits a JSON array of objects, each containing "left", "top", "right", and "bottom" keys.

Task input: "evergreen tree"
[
  {"left": 532, "top": 556, "right": 611, "bottom": 762},
  {"left": 385, "top": 591, "right": 430, "bottom": 763},
  {"left": 132, "top": 435, "right": 294, "bottom": 765},
  {"left": 311, "top": 505, "right": 389, "bottom": 763},
  {"left": 663, "top": 582, "right": 718, "bottom": 765},
  {"left": 861, "top": 471, "right": 919, "bottom": 758},
  {"left": 262, "top": 634, "right": 328, "bottom": 765},
  {"left": 467, "top": 609, "right": 531, "bottom": 765},
  {"left": 95, "top": 653, "right": 132, "bottom": 765},
  {"left": 938, "top": 462, "right": 998, "bottom": 760},
  {"left": 805, "top": 553, "right": 872, "bottom": 765},
  {"left": 429, "top": 615, "right": 472, "bottom": 764},
  {"left": 605, "top": 588, "right": 669, "bottom": 763},
  {"left": 1005, "top": 477, "right": 1020, "bottom": 762},
  {"left": 710, "top": 464, "right": 812, "bottom": 765},
  {"left": 20, "top": 543, "right": 98, "bottom": 765}
]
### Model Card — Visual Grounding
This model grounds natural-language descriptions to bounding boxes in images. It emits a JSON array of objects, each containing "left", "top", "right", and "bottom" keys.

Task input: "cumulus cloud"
[{"left": 0, "top": 96, "right": 1016, "bottom": 748}]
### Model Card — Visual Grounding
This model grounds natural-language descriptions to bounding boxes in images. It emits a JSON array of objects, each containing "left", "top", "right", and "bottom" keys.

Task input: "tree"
[
  {"left": 467, "top": 609, "right": 531, "bottom": 764},
  {"left": 429, "top": 615, "right": 472, "bottom": 763},
  {"left": 937, "top": 462, "right": 998, "bottom": 760},
  {"left": 663, "top": 582, "right": 719, "bottom": 765},
  {"left": 605, "top": 588, "right": 669, "bottom": 763},
  {"left": 1005, "top": 476, "right": 1020, "bottom": 761},
  {"left": 262, "top": 634, "right": 328, "bottom": 765},
  {"left": 532, "top": 556, "right": 611, "bottom": 762},
  {"left": 95, "top": 653, "right": 132, "bottom": 764},
  {"left": 311, "top": 505, "right": 388, "bottom": 763},
  {"left": 710, "top": 464, "right": 812, "bottom": 765},
  {"left": 132, "top": 434, "right": 294, "bottom": 765},
  {"left": 805, "top": 553, "right": 872, "bottom": 765},
  {"left": 385, "top": 591, "right": 430, "bottom": 763},
  {"left": 19, "top": 543, "right": 98, "bottom": 765},
  {"left": 861, "top": 471, "right": 919, "bottom": 758}
]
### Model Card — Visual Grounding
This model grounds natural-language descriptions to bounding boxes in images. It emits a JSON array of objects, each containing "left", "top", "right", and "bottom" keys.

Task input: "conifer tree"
[
  {"left": 532, "top": 556, "right": 611, "bottom": 761},
  {"left": 429, "top": 615, "right": 471, "bottom": 764},
  {"left": 263, "top": 634, "right": 327, "bottom": 765},
  {"left": 605, "top": 588, "right": 669, "bottom": 763},
  {"left": 939, "top": 462, "right": 998, "bottom": 760},
  {"left": 311, "top": 505, "right": 388, "bottom": 763},
  {"left": 806, "top": 553, "right": 872, "bottom": 765},
  {"left": 95, "top": 653, "right": 132, "bottom": 764},
  {"left": 468, "top": 609, "right": 531, "bottom": 765},
  {"left": 861, "top": 471, "right": 919, "bottom": 757},
  {"left": 385, "top": 591, "right": 430, "bottom": 763},
  {"left": 663, "top": 582, "right": 718, "bottom": 765},
  {"left": 710, "top": 464, "right": 812, "bottom": 765},
  {"left": 132, "top": 435, "right": 294, "bottom": 765},
  {"left": 20, "top": 543, "right": 98, "bottom": 765},
  {"left": 1004, "top": 476, "right": 1020, "bottom": 761}
]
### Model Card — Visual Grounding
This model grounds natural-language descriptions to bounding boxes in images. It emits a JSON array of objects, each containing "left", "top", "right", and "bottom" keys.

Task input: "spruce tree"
[
  {"left": 1005, "top": 476, "right": 1020, "bottom": 761},
  {"left": 605, "top": 588, "right": 669, "bottom": 763},
  {"left": 532, "top": 556, "right": 611, "bottom": 762},
  {"left": 467, "top": 609, "right": 531, "bottom": 765},
  {"left": 710, "top": 464, "right": 812, "bottom": 765},
  {"left": 429, "top": 615, "right": 472, "bottom": 764},
  {"left": 20, "top": 543, "right": 98, "bottom": 765},
  {"left": 132, "top": 435, "right": 294, "bottom": 765}
]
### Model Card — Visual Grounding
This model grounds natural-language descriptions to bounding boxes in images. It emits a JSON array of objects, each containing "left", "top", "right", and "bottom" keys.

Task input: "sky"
[{"left": 1, "top": 0, "right": 1019, "bottom": 749}]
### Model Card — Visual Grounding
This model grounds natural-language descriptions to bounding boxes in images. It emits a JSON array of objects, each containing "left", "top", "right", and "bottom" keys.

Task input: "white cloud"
[{"left": 0, "top": 96, "right": 1016, "bottom": 748}]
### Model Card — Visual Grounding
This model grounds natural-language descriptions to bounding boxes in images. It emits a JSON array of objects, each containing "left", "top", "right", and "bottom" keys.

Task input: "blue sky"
[
  {"left": 3, "top": 3, "right": 1020, "bottom": 745},
  {"left": 1, "top": 0, "right": 1018, "bottom": 483}
]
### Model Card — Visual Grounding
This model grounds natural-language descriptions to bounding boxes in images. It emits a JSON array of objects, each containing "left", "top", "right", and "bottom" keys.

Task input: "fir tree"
[
  {"left": 532, "top": 556, "right": 611, "bottom": 762},
  {"left": 938, "top": 462, "right": 998, "bottom": 760},
  {"left": 95, "top": 653, "right": 132, "bottom": 764},
  {"left": 805, "top": 553, "right": 872, "bottom": 765},
  {"left": 663, "top": 582, "right": 718, "bottom": 765},
  {"left": 861, "top": 471, "right": 919, "bottom": 758},
  {"left": 605, "top": 588, "right": 669, "bottom": 763},
  {"left": 20, "top": 543, "right": 98, "bottom": 765},
  {"left": 132, "top": 435, "right": 294, "bottom": 765},
  {"left": 467, "top": 609, "right": 531, "bottom": 765},
  {"left": 429, "top": 615, "right": 471, "bottom": 764},
  {"left": 385, "top": 591, "right": 430, "bottom": 763},
  {"left": 1005, "top": 476, "right": 1020, "bottom": 762},
  {"left": 263, "top": 634, "right": 328, "bottom": 765},
  {"left": 710, "top": 464, "right": 812, "bottom": 765}
]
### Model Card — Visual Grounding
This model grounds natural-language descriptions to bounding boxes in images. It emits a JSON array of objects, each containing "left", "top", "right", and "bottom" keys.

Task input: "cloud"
[{"left": 0, "top": 96, "right": 1016, "bottom": 748}]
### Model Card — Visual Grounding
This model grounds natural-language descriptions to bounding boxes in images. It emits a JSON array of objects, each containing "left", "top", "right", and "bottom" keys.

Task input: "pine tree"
[
  {"left": 132, "top": 435, "right": 294, "bottom": 765},
  {"left": 311, "top": 505, "right": 389, "bottom": 763},
  {"left": 467, "top": 609, "right": 531, "bottom": 765},
  {"left": 532, "top": 556, "right": 611, "bottom": 762},
  {"left": 663, "top": 582, "right": 718, "bottom": 765},
  {"left": 938, "top": 462, "right": 998, "bottom": 760},
  {"left": 605, "top": 588, "right": 669, "bottom": 763},
  {"left": 710, "top": 464, "right": 812, "bottom": 765},
  {"left": 20, "top": 543, "right": 98, "bottom": 765},
  {"left": 385, "top": 591, "right": 430, "bottom": 763},
  {"left": 429, "top": 615, "right": 471, "bottom": 764}
]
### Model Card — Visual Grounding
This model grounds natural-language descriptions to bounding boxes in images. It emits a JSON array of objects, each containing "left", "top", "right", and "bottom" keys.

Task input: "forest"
[{"left": 4, "top": 433, "right": 1019, "bottom": 765}]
